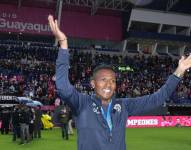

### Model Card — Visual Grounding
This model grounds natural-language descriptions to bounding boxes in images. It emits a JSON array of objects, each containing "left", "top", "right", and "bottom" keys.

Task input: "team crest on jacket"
[
  {"left": 114, "top": 104, "right": 121, "bottom": 112},
  {"left": 92, "top": 102, "right": 100, "bottom": 114}
]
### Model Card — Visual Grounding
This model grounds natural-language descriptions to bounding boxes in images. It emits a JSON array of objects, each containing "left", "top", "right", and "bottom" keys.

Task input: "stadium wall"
[
  {"left": 0, "top": 4, "right": 122, "bottom": 41},
  {"left": 127, "top": 116, "right": 191, "bottom": 128}
]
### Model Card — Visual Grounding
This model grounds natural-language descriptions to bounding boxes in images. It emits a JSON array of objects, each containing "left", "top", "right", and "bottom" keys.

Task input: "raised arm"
[
  {"left": 173, "top": 54, "right": 191, "bottom": 78},
  {"left": 48, "top": 15, "right": 68, "bottom": 49},
  {"left": 125, "top": 54, "right": 191, "bottom": 116},
  {"left": 48, "top": 15, "right": 87, "bottom": 114}
]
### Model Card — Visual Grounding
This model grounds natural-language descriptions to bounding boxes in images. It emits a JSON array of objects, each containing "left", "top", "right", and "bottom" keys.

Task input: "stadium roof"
[{"left": 0, "top": 0, "right": 190, "bottom": 15}]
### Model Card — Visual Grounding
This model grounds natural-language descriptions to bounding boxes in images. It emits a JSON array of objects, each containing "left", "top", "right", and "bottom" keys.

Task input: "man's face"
[{"left": 91, "top": 69, "right": 116, "bottom": 103}]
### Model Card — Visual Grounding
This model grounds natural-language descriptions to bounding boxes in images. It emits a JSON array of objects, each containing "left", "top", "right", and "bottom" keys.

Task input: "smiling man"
[
  {"left": 90, "top": 65, "right": 116, "bottom": 105},
  {"left": 48, "top": 15, "right": 191, "bottom": 150}
]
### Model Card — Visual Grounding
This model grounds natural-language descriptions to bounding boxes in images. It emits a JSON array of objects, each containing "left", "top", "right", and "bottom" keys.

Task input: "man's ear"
[{"left": 90, "top": 80, "right": 95, "bottom": 89}]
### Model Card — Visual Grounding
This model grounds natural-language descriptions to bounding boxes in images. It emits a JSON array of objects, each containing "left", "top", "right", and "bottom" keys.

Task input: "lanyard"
[{"left": 101, "top": 101, "right": 112, "bottom": 132}]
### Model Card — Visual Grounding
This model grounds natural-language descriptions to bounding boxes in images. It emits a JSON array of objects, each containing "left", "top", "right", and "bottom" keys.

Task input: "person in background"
[
  {"left": 34, "top": 105, "right": 42, "bottom": 139},
  {"left": 1, "top": 108, "right": 11, "bottom": 135},
  {"left": 59, "top": 104, "right": 70, "bottom": 140},
  {"left": 68, "top": 107, "right": 74, "bottom": 135},
  {"left": 11, "top": 105, "right": 20, "bottom": 141},
  {"left": 19, "top": 105, "right": 30, "bottom": 145},
  {"left": 29, "top": 107, "right": 35, "bottom": 140},
  {"left": 41, "top": 111, "right": 53, "bottom": 129}
]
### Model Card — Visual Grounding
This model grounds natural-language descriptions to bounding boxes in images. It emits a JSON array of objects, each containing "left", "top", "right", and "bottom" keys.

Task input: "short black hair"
[{"left": 91, "top": 64, "right": 116, "bottom": 80}]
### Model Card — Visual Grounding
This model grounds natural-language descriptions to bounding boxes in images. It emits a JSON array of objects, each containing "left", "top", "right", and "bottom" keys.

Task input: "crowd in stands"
[{"left": 0, "top": 39, "right": 191, "bottom": 106}]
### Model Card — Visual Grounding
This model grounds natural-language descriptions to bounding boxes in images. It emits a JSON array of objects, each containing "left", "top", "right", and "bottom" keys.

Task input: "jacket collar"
[{"left": 90, "top": 93, "right": 117, "bottom": 107}]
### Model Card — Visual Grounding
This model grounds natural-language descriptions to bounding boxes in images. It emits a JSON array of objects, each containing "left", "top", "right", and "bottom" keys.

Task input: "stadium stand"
[{"left": 0, "top": 0, "right": 191, "bottom": 116}]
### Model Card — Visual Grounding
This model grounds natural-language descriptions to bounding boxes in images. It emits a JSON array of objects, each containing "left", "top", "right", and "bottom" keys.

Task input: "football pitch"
[{"left": 0, "top": 127, "right": 190, "bottom": 150}]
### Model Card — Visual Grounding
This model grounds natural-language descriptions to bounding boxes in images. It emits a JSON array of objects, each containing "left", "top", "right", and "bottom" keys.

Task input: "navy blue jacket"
[{"left": 56, "top": 49, "right": 181, "bottom": 150}]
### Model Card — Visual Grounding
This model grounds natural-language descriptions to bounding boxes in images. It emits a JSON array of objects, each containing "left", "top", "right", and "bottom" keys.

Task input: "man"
[
  {"left": 59, "top": 104, "right": 70, "bottom": 140},
  {"left": 68, "top": 107, "right": 74, "bottom": 135},
  {"left": 48, "top": 15, "right": 191, "bottom": 150},
  {"left": 0, "top": 108, "right": 11, "bottom": 135},
  {"left": 11, "top": 105, "right": 20, "bottom": 141},
  {"left": 18, "top": 105, "right": 30, "bottom": 145},
  {"left": 29, "top": 107, "right": 35, "bottom": 140},
  {"left": 34, "top": 105, "right": 42, "bottom": 138}
]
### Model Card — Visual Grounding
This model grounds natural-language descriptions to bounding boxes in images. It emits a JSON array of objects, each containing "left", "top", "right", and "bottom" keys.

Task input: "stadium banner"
[
  {"left": 60, "top": 10, "right": 122, "bottom": 41},
  {"left": 0, "top": 4, "right": 122, "bottom": 41},
  {"left": 0, "top": 95, "right": 18, "bottom": 106},
  {"left": 126, "top": 116, "right": 191, "bottom": 128},
  {"left": 0, "top": 95, "right": 17, "bottom": 101},
  {"left": 0, "top": 4, "right": 53, "bottom": 35}
]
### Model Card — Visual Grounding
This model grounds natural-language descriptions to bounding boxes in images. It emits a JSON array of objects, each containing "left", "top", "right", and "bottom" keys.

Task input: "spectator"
[
  {"left": 18, "top": 105, "right": 30, "bottom": 145},
  {"left": 11, "top": 105, "right": 20, "bottom": 141},
  {"left": 0, "top": 108, "right": 11, "bottom": 135},
  {"left": 59, "top": 104, "right": 70, "bottom": 140},
  {"left": 34, "top": 106, "right": 42, "bottom": 139}
]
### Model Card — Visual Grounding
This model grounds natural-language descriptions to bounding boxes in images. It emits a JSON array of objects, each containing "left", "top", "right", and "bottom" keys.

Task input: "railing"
[{"left": 127, "top": 30, "right": 191, "bottom": 42}]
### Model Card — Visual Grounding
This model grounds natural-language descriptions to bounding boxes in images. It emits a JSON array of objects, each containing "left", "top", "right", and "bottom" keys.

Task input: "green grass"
[
  {"left": 0, "top": 127, "right": 191, "bottom": 150},
  {"left": 126, "top": 127, "right": 191, "bottom": 150}
]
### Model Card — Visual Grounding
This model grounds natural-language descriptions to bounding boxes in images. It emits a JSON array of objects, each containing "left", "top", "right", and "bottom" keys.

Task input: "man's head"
[{"left": 90, "top": 64, "right": 116, "bottom": 104}]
